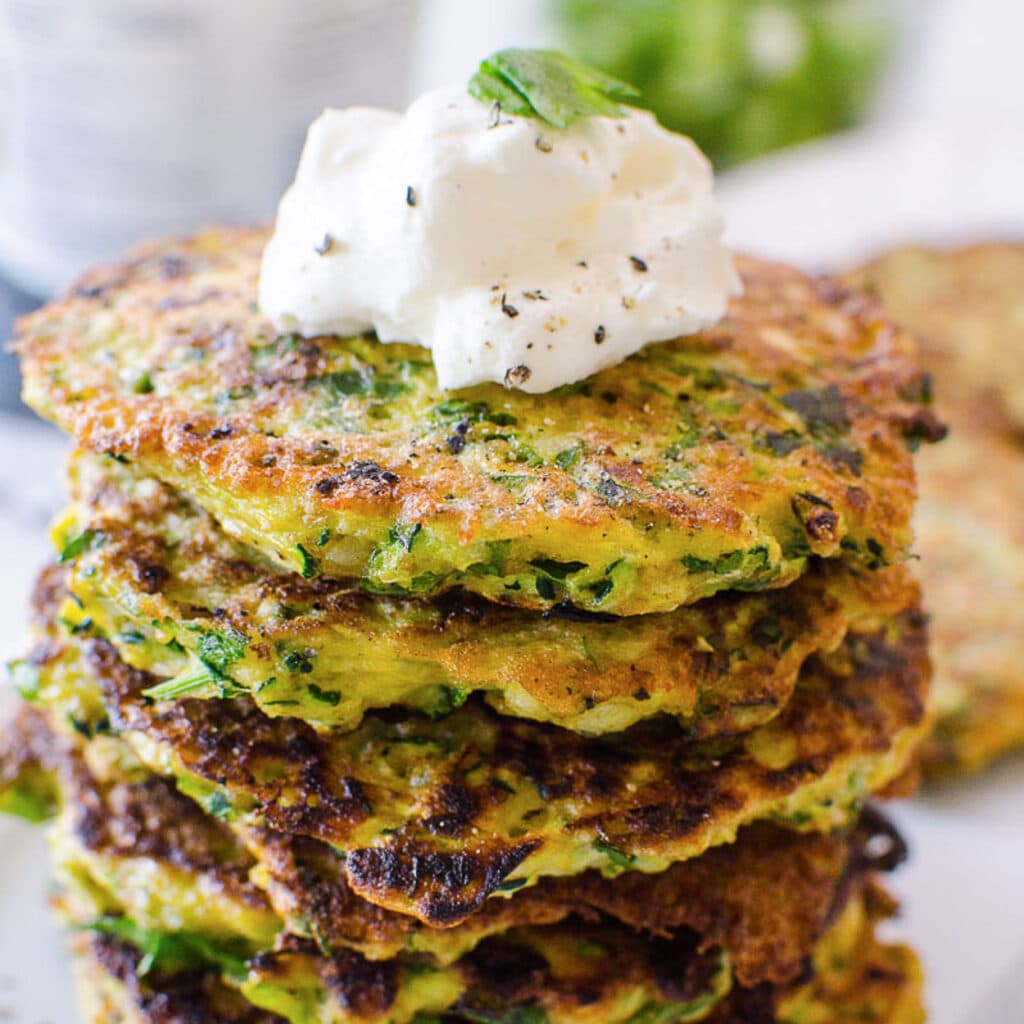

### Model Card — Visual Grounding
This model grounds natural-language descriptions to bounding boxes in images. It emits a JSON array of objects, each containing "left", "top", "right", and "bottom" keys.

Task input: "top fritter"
[{"left": 15, "top": 228, "right": 939, "bottom": 615}]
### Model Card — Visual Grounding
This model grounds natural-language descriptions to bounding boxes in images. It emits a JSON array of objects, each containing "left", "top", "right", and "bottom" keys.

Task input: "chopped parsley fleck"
[
  {"left": 554, "top": 443, "right": 584, "bottom": 470},
  {"left": 195, "top": 626, "right": 247, "bottom": 676},
  {"left": 296, "top": 544, "right": 319, "bottom": 579},
  {"left": 58, "top": 528, "right": 104, "bottom": 564},
  {"left": 592, "top": 837, "right": 636, "bottom": 869},
  {"left": 307, "top": 683, "right": 341, "bottom": 706},
  {"left": 283, "top": 650, "right": 315, "bottom": 675},
  {"left": 530, "top": 558, "right": 587, "bottom": 580},
  {"left": 496, "top": 878, "right": 528, "bottom": 893},
  {"left": 390, "top": 521, "right": 422, "bottom": 553}
]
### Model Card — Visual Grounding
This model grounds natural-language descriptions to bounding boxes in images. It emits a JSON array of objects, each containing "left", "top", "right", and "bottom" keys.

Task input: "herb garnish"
[
  {"left": 468, "top": 49, "right": 640, "bottom": 129},
  {"left": 58, "top": 528, "right": 104, "bottom": 564},
  {"left": 85, "top": 917, "right": 250, "bottom": 982},
  {"left": 592, "top": 837, "right": 636, "bottom": 869}
]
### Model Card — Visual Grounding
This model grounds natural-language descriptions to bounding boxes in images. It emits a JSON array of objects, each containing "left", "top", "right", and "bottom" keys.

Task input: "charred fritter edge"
[
  {"left": 15, "top": 227, "right": 940, "bottom": 615},
  {"left": 56, "top": 450, "right": 917, "bottom": 736},
  {"left": 845, "top": 245, "right": 1024, "bottom": 776},
  {"left": 241, "top": 806, "right": 906, "bottom": 988},
  {"left": 71, "top": 885, "right": 922, "bottom": 1024},
  {"left": 24, "top": 566, "right": 932, "bottom": 926},
  {"left": 10, "top": 700, "right": 908, "bottom": 989}
]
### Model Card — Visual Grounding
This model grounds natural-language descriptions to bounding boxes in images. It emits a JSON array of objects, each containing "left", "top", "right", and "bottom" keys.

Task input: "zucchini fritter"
[
  {"left": 846, "top": 243, "right": 1024, "bottom": 435},
  {"left": 0, "top": 701, "right": 61, "bottom": 822},
  {"left": 16, "top": 228, "right": 939, "bottom": 614},
  {"left": 913, "top": 424, "right": 1024, "bottom": 775},
  {"left": 56, "top": 451, "right": 916, "bottom": 736},
  {"left": 25, "top": 569, "right": 930, "bottom": 926},
  {"left": 847, "top": 244, "right": 1024, "bottom": 775},
  {"left": 71, "top": 888, "right": 923, "bottom": 1024}
]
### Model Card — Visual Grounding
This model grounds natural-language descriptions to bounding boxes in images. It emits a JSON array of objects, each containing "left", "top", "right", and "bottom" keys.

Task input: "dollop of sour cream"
[{"left": 259, "top": 86, "right": 741, "bottom": 393}]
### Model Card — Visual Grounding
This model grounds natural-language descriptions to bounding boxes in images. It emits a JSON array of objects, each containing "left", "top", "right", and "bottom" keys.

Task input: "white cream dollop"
[{"left": 259, "top": 86, "right": 741, "bottom": 393}]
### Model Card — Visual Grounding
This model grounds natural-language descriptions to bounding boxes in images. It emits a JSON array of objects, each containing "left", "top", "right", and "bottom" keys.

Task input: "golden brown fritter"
[
  {"left": 847, "top": 244, "right": 1024, "bottom": 775},
  {"left": 16, "top": 228, "right": 939, "bottom": 615},
  {"left": 847, "top": 243, "right": 1024, "bottom": 435},
  {"left": 26, "top": 566, "right": 930, "bottom": 927},
  {"left": 55, "top": 450, "right": 916, "bottom": 736},
  {"left": 71, "top": 886, "right": 924, "bottom": 1024}
]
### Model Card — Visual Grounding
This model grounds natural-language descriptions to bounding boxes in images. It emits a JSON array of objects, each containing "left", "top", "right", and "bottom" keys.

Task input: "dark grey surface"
[{"left": 0, "top": 277, "right": 42, "bottom": 415}]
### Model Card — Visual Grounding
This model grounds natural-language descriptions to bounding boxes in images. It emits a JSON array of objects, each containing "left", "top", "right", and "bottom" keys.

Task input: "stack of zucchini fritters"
[{"left": 2, "top": 228, "right": 943, "bottom": 1023}]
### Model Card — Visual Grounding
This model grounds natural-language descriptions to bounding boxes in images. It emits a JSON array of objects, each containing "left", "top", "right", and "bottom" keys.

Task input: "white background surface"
[{"left": 3, "top": 2, "right": 1024, "bottom": 1022}]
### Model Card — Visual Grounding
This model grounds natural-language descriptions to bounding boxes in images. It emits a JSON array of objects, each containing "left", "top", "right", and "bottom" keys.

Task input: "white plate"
[
  {"left": 4, "top": 121, "right": 1024, "bottom": 1020},
  {"left": 719, "top": 121, "right": 1024, "bottom": 1024},
  {"left": 0, "top": 416, "right": 74, "bottom": 1024}
]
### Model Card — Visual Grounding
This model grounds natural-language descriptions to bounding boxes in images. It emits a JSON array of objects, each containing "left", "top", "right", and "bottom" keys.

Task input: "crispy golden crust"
[
  {"left": 52, "top": 731, "right": 273, "bottom": 928},
  {"left": 847, "top": 245, "right": 1024, "bottom": 776},
  {"left": 247, "top": 811, "right": 905, "bottom": 989},
  {"left": 715, "top": 882, "right": 924, "bottom": 1024},
  {"left": 28, "top": 566, "right": 930, "bottom": 927},
  {"left": 16, "top": 228, "right": 938, "bottom": 614},
  {"left": 58, "top": 450, "right": 916, "bottom": 736}
]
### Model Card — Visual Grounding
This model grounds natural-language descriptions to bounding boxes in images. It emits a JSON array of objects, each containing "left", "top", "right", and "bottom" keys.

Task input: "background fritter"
[
  {"left": 16, "top": 228, "right": 938, "bottom": 614},
  {"left": 847, "top": 243, "right": 1024, "bottom": 775},
  {"left": 846, "top": 244, "right": 1024, "bottom": 435}
]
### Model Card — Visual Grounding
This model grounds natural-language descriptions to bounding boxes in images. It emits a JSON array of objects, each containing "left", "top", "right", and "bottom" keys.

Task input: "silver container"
[{"left": 0, "top": 0, "right": 418, "bottom": 295}]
